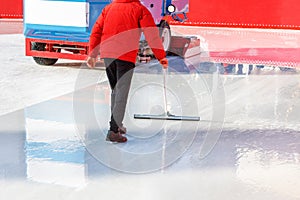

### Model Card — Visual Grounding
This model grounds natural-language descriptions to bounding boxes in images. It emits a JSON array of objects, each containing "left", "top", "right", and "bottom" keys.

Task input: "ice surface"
[
  {"left": 0, "top": 30, "right": 300, "bottom": 200},
  {"left": 0, "top": 34, "right": 106, "bottom": 116}
]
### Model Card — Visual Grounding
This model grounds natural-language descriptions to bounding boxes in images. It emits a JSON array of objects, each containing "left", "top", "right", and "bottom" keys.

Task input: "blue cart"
[{"left": 24, "top": 0, "right": 189, "bottom": 65}]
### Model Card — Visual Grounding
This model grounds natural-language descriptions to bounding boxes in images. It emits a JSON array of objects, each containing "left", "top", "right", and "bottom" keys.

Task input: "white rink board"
[{"left": 24, "top": 0, "right": 89, "bottom": 27}]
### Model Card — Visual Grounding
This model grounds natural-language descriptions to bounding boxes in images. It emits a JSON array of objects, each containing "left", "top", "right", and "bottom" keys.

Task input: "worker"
[{"left": 86, "top": 0, "right": 168, "bottom": 143}]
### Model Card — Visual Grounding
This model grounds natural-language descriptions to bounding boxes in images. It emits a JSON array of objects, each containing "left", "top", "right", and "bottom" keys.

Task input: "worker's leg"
[
  {"left": 104, "top": 58, "right": 134, "bottom": 133},
  {"left": 237, "top": 64, "right": 243, "bottom": 75},
  {"left": 248, "top": 64, "right": 253, "bottom": 74},
  {"left": 112, "top": 59, "right": 135, "bottom": 131},
  {"left": 104, "top": 58, "right": 118, "bottom": 132}
]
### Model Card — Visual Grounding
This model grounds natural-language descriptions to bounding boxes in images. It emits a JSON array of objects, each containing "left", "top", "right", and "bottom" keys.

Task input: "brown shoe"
[
  {"left": 106, "top": 131, "right": 127, "bottom": 143},
  {"left": 118, "top": 126, "right": 127, "bottom": 134}
]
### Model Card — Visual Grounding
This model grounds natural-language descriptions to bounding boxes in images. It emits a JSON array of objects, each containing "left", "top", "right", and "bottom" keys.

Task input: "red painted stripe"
[{"left": 0, "top": 19, "right": 23, "bottom": 34}]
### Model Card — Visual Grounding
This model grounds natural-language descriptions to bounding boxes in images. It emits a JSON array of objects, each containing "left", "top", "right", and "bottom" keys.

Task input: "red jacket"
[{"left": 89, "top": 0, "right": 166, "bottom": 63}]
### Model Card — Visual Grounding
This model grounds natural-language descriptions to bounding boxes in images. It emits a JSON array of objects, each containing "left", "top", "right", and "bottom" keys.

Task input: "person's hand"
[
  {"left": 86, "top": 56, "right": 97, "bottom": 68},
  {"left": 159, "top": 58, "right": 168, "bottom": 69}
]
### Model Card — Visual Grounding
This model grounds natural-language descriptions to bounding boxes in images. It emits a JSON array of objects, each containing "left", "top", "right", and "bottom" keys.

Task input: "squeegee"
[{"left": 134, "top": 68, "right": 200, "bottom": 121}]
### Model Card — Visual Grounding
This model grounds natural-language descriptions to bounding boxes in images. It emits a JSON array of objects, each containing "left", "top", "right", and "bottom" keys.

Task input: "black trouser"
[{"left": 104, "top": 58, "right": 135, "bottom": 133}]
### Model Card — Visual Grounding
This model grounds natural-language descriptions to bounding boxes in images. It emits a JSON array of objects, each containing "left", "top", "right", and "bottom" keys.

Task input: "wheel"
[
  {"left": 32, "top": 42, "right": 59, "bottom": 66},
  {"left": 159, "top": 21, "right": 171, "bottom": 52}
]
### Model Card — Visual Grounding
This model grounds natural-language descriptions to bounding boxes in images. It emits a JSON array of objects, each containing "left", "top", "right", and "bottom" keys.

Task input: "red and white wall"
[
  {"left": 172, "top": 0, "right": 300, "bottom": 30},
  {"left": 0, "top": 0, "right": 23, "bottom": 19},
  {"left": 2, "top": 0, "right": 300, "bottom": 30}
]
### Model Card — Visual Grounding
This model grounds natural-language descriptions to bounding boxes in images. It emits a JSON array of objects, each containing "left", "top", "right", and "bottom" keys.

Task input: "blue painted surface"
[
  {"left": 26, "top": 141, "right": 85, "bottom": 164},
  {"left": 24, "top": 24, "right": 90, "bottom": 42},
  {"left": 89, "top": 1, "right": 109, "bottom": 32},
  {"left": 165, "top": 0, "right": 172, "bottom": 14}
]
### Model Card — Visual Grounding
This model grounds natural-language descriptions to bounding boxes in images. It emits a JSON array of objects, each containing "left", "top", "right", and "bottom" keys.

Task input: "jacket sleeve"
[
  {"left": 88, "top": 8, "right": 106, "bottom": 58},
  {"left": 139, "top": 6, "right": 166, "bottom": 61}
]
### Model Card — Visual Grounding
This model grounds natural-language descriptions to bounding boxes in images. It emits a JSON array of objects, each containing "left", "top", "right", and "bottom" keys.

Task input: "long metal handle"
[{"left": 163, "top": 68, "right": 168, "bottom": 116}]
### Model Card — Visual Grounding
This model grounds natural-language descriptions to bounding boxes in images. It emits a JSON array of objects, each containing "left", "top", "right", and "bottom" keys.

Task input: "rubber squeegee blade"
[{"left": 134, "top": 112, "right": 200, "bottom": 121}]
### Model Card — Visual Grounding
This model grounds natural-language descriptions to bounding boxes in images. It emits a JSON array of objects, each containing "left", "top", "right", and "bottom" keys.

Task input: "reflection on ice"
[
  {"left": 236, "top": 136, "right": 300, "bottom": 198},
  {"left": 25, "top": 118, "right": 86, "bottom": 187},
  {"left": 0, "top": 58, "right": 300, "bottom": 199}
]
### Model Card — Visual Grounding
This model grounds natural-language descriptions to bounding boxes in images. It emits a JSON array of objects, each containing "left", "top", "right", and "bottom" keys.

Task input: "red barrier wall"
[
  {"left": 1, "top": 0, "right": 300, "bottom": 28},
  {"left": 0, "top": 0, "right": 23, "bottom": 19},
  {"left": 170, "top": 0, "right": 300, "bottom": 30}
]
